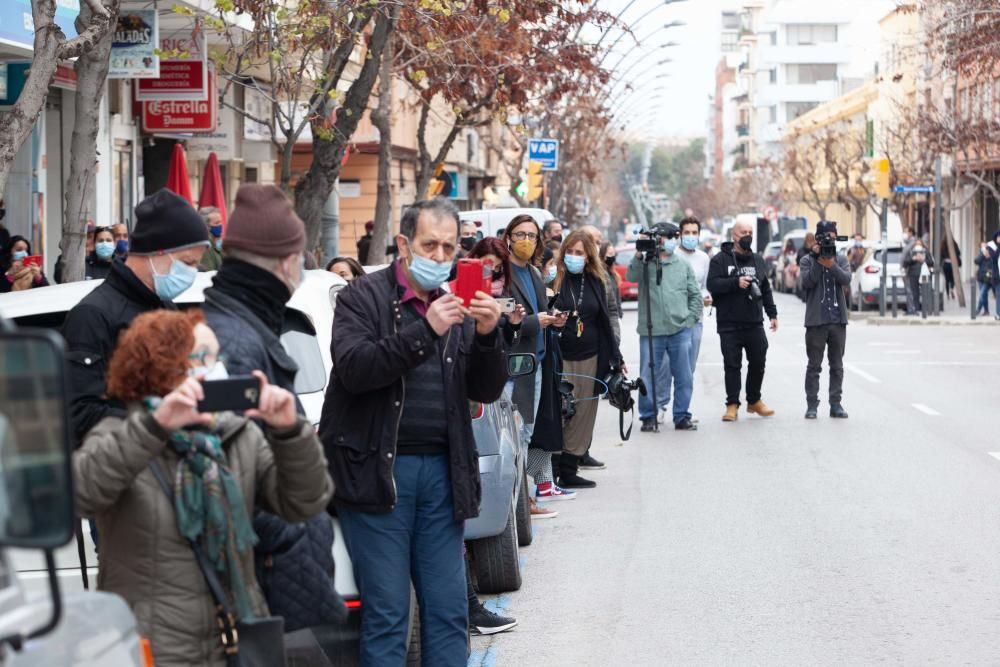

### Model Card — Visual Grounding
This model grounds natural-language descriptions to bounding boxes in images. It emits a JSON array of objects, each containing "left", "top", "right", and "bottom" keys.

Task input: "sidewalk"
[{"left": 853, "top": 290, "right": 1000, "bottom": 326}]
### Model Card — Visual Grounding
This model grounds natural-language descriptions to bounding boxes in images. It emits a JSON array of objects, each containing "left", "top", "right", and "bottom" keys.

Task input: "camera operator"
[
  {"left": 627, "top": 222, "right": 702, "bottom": 432},
  {"left": 707, "top": 221, "right": 778, "bottom": 422},
  {"left": 799, "top": 221, "right": 851, "bottom": 419}
]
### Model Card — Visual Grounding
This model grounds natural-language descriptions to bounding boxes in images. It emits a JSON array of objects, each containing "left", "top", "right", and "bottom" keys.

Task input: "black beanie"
[{"left": 129, "top": 189, "right": 209, "bottom": 255}]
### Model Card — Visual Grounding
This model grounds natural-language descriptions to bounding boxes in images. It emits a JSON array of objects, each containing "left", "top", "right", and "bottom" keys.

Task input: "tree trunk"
[
  {"left": 62, "top": 0, "right": 119, "bottom": 284},
  {"left": 369, "top": 32, "right": 394, "bottom": 266},
  {"left": 853, "top": 201, "right": 866, "bottom": 236},
  {"left": 279, "top": 140, "right": 294, "bottom": 194},
  {"left": 294, "top": 4, "right": 399, "bottom": 251}
]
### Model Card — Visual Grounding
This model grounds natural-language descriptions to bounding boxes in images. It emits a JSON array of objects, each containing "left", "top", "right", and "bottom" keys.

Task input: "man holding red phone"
[{"left": 320, "top": 198, "right": 506, "bottom": 666}]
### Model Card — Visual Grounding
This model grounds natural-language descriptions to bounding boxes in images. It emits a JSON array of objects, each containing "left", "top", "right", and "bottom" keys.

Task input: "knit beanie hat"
[
  {"left": 223, "top": 184, "right": 305, "bottom": 258},
  {"left": 130, "top": 189, "right": 209, "bottom": 255}
]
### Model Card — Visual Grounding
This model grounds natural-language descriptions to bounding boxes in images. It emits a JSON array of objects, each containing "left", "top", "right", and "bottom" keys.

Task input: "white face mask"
[{"left": 188, "top": 361, "right": 229, "bottom": 381}]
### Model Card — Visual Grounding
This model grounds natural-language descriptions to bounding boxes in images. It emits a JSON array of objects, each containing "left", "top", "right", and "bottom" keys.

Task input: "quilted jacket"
[{"left": 74, "top": 408, "right": 334, "bottom": 667}]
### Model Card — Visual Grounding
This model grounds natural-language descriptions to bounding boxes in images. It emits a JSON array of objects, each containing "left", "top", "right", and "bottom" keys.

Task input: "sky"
[{"left": 591, "top": 0, "right": 721, "bottom": 141}]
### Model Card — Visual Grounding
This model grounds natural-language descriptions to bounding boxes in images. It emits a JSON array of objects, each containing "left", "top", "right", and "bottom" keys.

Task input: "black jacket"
[
  {"left": 319, "top": 266, "right": 507, "bottom": 520},
  {"left": 529, "top": 325, "right": 565, "bottom": 453},
  {"left": 85, "top": 253, "right": 113, "bottom": 281},
  {"left": 552, "top": 272, "right": 622, "bottom": 397},
  {"left": 508, "top": 263, "right": 546, "bottom": 422},
  {"left": 62, "top": 259, "right": 169, "bottom": 442},
  {"left": 707, "top": 245, "right": 777, "bottom": 333}
]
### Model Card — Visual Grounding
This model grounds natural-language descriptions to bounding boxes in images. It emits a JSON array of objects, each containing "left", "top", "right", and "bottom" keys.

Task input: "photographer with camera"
[
  {"left": 627, "top": 222, "right": 703, "bottom": 432},
  {"left": 707, "top": 221, "right": 778, "bottom": 422},
  {"left": 799, "top": 221, "right": 851, "bottom": 420}
]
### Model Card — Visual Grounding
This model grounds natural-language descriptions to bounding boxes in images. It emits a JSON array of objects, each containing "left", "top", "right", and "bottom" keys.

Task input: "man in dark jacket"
[
  {"left": 356, "top": 220, "right": 374, "bottom": 264},
  {"left": 707, "top": 220, "right": 779, "bottom": 422},
  {"left": 319, "top": 198, "right": 505, "bottom": 667},
  {"left": 202, "top": 185, "right": 306, "bottom": 394},
  {"left": 62, "top": 189, "right": 208, "bottom": 443},
  {"left": 799, "top": 221, "right": 851, "bottom": 419}
]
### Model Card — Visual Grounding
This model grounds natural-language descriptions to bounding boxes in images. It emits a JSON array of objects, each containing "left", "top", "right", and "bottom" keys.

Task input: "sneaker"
[
  {"left": 674, "top": 418, "right": 697, "bottom": 431},
  {"left": 469, "top": 605, "right": 518, "bottom": 635},
  {"left": 529, "top": 497, "right": 559, "bottom": 519},
  {"left": 536, "top": 481, "right": 577, "bottom": 501},
  {"left": 558, "top": 474, "right": 596, "bottom": 489},
  {"left": 640, "top": 418, "right": 657, "bottom": 432},
  {"left": 580, "top": 453, "right": 606, "bottom": 470}
]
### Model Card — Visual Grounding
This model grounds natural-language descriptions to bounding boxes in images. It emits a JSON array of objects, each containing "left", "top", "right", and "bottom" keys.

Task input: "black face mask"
[
  {"left": 551, "top": 234, "right": 563, "bottom": 243},
  {"left": 738, "top": 236, "right": 754, "bottom": 252},
  {"left": 604, "top": 256, "right": 616, "bottom": 270},
  {"left": 460, "top": 236, "right": 476, "bottom": 252},
  {"left": 0, "top": 207, "right": 5, "bottom": 221}
]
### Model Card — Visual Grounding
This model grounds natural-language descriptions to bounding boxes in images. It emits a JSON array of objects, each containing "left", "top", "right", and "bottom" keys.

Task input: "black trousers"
[
  {"left": 805, "top": 323, "right": 846, "bottom": 406},
  {"left": 719, "top": 326, "right": 768, "bottom": 407}
]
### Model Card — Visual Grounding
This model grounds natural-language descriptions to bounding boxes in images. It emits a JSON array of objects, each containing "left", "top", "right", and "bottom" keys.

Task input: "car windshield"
[{"left": 873, "top": 249, "right": 902, "bottom": 265}]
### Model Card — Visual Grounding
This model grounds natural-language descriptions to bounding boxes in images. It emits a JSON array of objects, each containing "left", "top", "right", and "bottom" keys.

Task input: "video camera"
[
  {"left": 635, "top": 222, "right": 680, "bottom": 255},
  {"left": 816, "top": 231, "right": 848, "bottom": 258}
]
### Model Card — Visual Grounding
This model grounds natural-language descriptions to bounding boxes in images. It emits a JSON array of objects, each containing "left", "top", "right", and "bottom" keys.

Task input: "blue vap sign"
[{"left": 528, "top": 138, "right": 560, "bottom": 171}]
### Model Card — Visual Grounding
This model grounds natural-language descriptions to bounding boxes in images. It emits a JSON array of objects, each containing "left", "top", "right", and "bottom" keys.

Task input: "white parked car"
[
  {"left": 850, "top": 245, "right": 906, "bottom": 310},
  {"left": 459, "top": 207, "right": 554, "bottom": 240}
]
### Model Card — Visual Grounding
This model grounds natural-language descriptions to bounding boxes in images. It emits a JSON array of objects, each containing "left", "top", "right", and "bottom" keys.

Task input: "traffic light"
[
  {"left": 873, "top": 157, "right": 890, "bottom": 199},
  {"left": 426, "top": 162, "right": 446, "bottom": 199},
  {"left": 526, "top": 161, "right": 544, "bottom": 202}
]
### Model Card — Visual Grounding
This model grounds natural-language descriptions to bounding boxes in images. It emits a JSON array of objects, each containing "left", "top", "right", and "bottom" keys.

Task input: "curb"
[{"left": 863, "top": 317, "right": 1000, "bottom": 326}]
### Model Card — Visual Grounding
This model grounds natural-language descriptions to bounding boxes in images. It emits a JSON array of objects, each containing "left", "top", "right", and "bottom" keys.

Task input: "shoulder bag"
[{"left": 149, "top": 460, "right": 286, "bottom": 667}]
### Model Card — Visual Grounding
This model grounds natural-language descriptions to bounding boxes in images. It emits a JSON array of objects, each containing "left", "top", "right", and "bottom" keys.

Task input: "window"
[
  {"left": 786, "top": 64, "right": 838, "bottom": 85},
  {"left": 769, "top": 68, "right": 777, "bottom": 84},
  {"left": 769, "top": 106, "right": 777, "bottom": 123},
  {"left": 722, "top": 12, "right": 740, "bottom": 30},
  {"left": 786, "top": 24, "right": 838, "bottom": 45},
  {"left": 787, "top": 101, "right": 819, "bottom": 119},
  {"left": 721, "top": 32, "right": 738, "bottom": 52}
]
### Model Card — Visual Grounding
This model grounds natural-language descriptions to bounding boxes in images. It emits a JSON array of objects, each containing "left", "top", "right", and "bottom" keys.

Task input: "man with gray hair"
[{"left": 197, "top": 206, "right": 224, "bottom": 271}]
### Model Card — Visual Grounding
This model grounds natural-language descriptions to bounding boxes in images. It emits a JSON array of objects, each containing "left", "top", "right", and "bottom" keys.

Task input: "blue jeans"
[
  {"left": 339, "top": 455, "right": 467, "bottom": 667},
  {"left": 978, "top": 282, "right": 997, "bottom": 314},
  {"left": 638, "top": 329, "right": 694, "bottom": 424}
]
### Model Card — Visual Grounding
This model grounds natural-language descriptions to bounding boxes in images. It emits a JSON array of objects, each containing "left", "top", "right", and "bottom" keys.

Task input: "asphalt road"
[{"left": 470, "top": 292, "right": 1000, "bottom": 666}]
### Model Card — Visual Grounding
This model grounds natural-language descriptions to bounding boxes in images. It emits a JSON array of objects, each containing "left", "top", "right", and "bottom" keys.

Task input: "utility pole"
[
  {"left": 880, "top": 199, "right": 888, "bottom": 317},
  {"left": 933, "top": 157, "right": 943, "bottom": 315}
]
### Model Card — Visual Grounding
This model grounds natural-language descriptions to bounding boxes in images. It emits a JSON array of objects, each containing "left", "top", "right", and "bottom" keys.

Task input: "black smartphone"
[{"left": 197, "top": 376, "right": 261, "bottom": 413}]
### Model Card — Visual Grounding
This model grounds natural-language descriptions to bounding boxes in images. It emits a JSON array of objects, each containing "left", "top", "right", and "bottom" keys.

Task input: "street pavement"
[{"left": 470, "top": 292, "right": 1000, "bottom": 666}]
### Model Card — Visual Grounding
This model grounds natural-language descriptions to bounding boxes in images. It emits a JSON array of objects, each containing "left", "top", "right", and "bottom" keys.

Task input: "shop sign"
[
  {"left": 142, "top": 66, "right": 216, "bottom": 132},
  {"left": 187, "top": 98, "right": 235, "bottom": 161},
  {"left": 108, "top": 10, "right": 159, "bottom": 79},
  {"left": 135, "top": 32, "right": 206, "bottom": 101},
  {"left": 52, "top": 62, "right": 77, "bottom": 90},
  {"left": 0, "top": 0, "right": 77, "bottom": 52}
]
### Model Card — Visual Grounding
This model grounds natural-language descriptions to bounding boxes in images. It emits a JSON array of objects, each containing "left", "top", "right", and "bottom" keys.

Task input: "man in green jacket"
[{"left": 626, "top": 222, "right": 704, "bottom": 432}]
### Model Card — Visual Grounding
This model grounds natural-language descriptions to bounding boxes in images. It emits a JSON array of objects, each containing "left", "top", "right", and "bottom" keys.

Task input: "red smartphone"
[
  {"left": 22, "top": 255, "right": 43, "bottom": 268},
  {"left": 453, "top": 258, "right": 491, "bottom": 307}
]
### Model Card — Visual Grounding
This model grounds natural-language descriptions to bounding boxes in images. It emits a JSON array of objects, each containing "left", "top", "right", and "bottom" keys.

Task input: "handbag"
[{"left": 149, "top": 460, "right": 287, "bottom": 667}]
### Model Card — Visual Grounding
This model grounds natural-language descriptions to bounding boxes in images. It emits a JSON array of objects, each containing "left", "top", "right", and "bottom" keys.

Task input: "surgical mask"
[
  {"left": 210, "top": 224, "right": 223, "bottom": 238},
  {"left": 408, "top": 253, "right": 452, "bottom": 291},
  {"left": 189, "top": 360, "right": 229, "bottom": 381},
  {"left": 681, "top": 236, "right": 699, "bottom": 251},
  {"left": 738, "top": 236, "right": 754, "bottom": 252},
  {"left": 663, "top": 239, "right": 679, "bottom": 254},
  {"left": 511, "top": 239, "right": 536, "bottom": 262},
  {"left": 149, "top": 255, "right": 198, "bottom": 301},
  {"left": 214, "top": 238, "right": 223, "bottom": 252},
  {"left": 115, "top": 239, "right": 129, "bottom": 255},
  {"left": 460, "top": 236, "right": 477, "bottom": 252},
  {"left": 564, "top": 254, "right": 586, "bottom": 275},
  {"left": 545, "top": 265, "right": 557, "bottom": 284},
  {"left": 95, "top": 242, "right": 115, "bottom": 260},
  {"left": 11, "top": 250, "right": 27, "bottom": 262}
]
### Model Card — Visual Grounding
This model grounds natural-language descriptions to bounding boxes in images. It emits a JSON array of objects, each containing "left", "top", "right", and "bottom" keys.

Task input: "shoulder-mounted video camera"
[
  {"left": 635, "top": 222, "right": 680, "bottom": 255},
  {"left": 816, "top": 230, "right": 847, "bottom": 258}
]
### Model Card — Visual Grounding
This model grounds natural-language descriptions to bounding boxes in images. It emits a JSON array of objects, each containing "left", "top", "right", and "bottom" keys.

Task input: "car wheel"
[
  {"left": 515, "top": 472, "right": 533, "bottom": 547},
  {"left": 469, "top": 501, "right": 522, "bottom": 594},
  {"left": 406, "top": 589, "right": 421, "bottom": 666}
]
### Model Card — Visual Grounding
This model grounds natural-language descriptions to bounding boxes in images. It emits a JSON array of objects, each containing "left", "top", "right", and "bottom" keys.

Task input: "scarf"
[
  {"left": 169, "top": 425, "right": 259, "bottom": 620},
  {"left": 211, "top": 258, "right": 290, "bottom": 334}
]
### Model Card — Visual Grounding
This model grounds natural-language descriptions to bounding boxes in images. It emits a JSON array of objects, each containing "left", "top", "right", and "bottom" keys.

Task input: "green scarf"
[{"left": 168, "top": 426, "right": 258, "bottom": 620}]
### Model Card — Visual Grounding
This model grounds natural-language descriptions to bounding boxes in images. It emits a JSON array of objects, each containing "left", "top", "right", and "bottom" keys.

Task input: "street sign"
[
  {"left": 893, "top": 185, "right": 935, "bottom": 194},
  {"left": 527, "top": 138, "right": 559, "bottom": 171},
  {"left": 142, "top": 65, "right": 216, "bottom": 132}
]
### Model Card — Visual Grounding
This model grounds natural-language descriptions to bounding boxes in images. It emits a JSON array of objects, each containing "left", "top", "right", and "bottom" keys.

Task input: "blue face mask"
[
  {"left": 95, "top": 242, "right": 115, "bottom": 260},
  {"left": 148, "top": 255, "right": 198, "bottom": 301},
  {"left": 544, "top": 265, "right": 557, "bottom": 284},
  {"left": 408, "top": 253, "right": 452, "bottom": 291},
  {"left": 209, "top": 224, "right": 223, "bottom": 238},
  {"left": 115, "top": 239, "right": 129, "bottom": 255},
  {"left": 11, "top": 250, "right": 27, "bottom": 262},
  {"left": 564, "top": 254, "right": 586, "bottom": 275},
  {"left": 681, "top": 236, "right": 699, "bottom": 251},
  {"left": 663, "top": 239, "right": 679, "bottom": 254}
]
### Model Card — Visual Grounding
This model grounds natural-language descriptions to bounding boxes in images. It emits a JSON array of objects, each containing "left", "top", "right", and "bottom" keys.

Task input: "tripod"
[{"left": 639, "top": 249, "right": 662, "bottom": 432}]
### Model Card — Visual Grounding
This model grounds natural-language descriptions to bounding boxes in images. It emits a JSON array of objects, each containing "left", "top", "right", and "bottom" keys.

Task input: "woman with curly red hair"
[{"left": 74, "top": 308, "right": 333, "bottom": 667}]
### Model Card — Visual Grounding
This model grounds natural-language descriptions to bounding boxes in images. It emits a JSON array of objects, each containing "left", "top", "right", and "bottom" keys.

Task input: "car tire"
[
  {"left": 515, "top": 472, "right": 533, "bottom": 547},
  {"left": 469, "top": 502, "right": 522, "bottom": 594},
  {"left": 406, "top": 589, "right": 421, "bottom": 666}
]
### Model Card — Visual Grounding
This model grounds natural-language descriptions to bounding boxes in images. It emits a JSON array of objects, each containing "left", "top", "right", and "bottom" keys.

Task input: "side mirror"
[
  {"left": 507, "top": 353, "right": 536, "bottom": 378},
  {"left": 0, "top": 329, "right": 74, "bottom": 549}
]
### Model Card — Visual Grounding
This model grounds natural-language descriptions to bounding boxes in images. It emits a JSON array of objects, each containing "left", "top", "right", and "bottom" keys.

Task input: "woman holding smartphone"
[
  {"left": 552, "top": 230, "right": 624, "bottom": 489},
  {"left": 1, "top": 235, "right": 49, "bottom": 292}
]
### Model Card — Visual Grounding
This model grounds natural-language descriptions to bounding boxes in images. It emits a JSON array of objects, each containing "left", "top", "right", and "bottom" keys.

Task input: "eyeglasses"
[
  {"left": 188, "top": 350, "right": 226, "bottom": 367},
  {"left": 510, "top": 232, "right": 538, "bottom": 242}
]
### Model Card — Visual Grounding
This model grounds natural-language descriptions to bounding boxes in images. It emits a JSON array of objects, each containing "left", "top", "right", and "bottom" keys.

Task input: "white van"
[{"left": 459, "top": 207, "right": 554, "bottom": 240}]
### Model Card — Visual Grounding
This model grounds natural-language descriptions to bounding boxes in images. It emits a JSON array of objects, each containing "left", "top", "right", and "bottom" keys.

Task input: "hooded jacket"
[
  {"left": 707, "top": 244, "right": 778, "bottom": 332},
  {"left": 74, "top": 409, "right": 333, "bottom": 667}
]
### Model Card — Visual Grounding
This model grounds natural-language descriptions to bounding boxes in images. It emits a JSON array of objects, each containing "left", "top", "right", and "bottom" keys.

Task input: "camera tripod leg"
[{"left": 641, "top": 257, "right": 659, "bottom": 433}]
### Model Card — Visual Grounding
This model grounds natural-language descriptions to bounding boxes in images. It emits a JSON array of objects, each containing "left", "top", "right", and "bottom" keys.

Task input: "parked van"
[{"left": 459, "top": 208, "right": 554, "bottom": 240}]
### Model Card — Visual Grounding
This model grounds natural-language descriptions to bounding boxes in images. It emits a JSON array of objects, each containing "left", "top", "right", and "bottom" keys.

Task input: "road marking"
[
  {"left": 912, "top": 403, "right": 941, "bottom": 416},
  {"left": 846, "top": 364, "right": 881, "bottom": 383},
  {"left": 989, "top": 453, "right": 1000, "bottom": 463}
]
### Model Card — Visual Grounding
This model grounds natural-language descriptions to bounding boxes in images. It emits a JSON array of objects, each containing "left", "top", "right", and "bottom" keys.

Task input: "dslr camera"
[
  {"left": 635, "top": 222, "right": 680, "bottom": 256},
  {"left": 816, "top": 231, "right": 847, "bottom": 258},
  {"left": 748, "top": 277, "right": 763, "bottom": 301}
]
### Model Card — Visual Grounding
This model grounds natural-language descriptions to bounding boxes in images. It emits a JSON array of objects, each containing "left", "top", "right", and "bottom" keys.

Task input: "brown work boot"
[
  {"left": 747, "top": 400, "right": 775, "bottom": 417},
  {"left": 722, "top": 404, "right": 739, "bottom": 422}
]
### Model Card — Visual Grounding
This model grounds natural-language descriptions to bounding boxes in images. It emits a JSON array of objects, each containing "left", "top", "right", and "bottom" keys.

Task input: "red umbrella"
[
  {"left": 198, "top": 152, "right": 228, "bottom": 229},
  {"left": 166, "top": 143, "right": 194, "bottom": 204}
]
